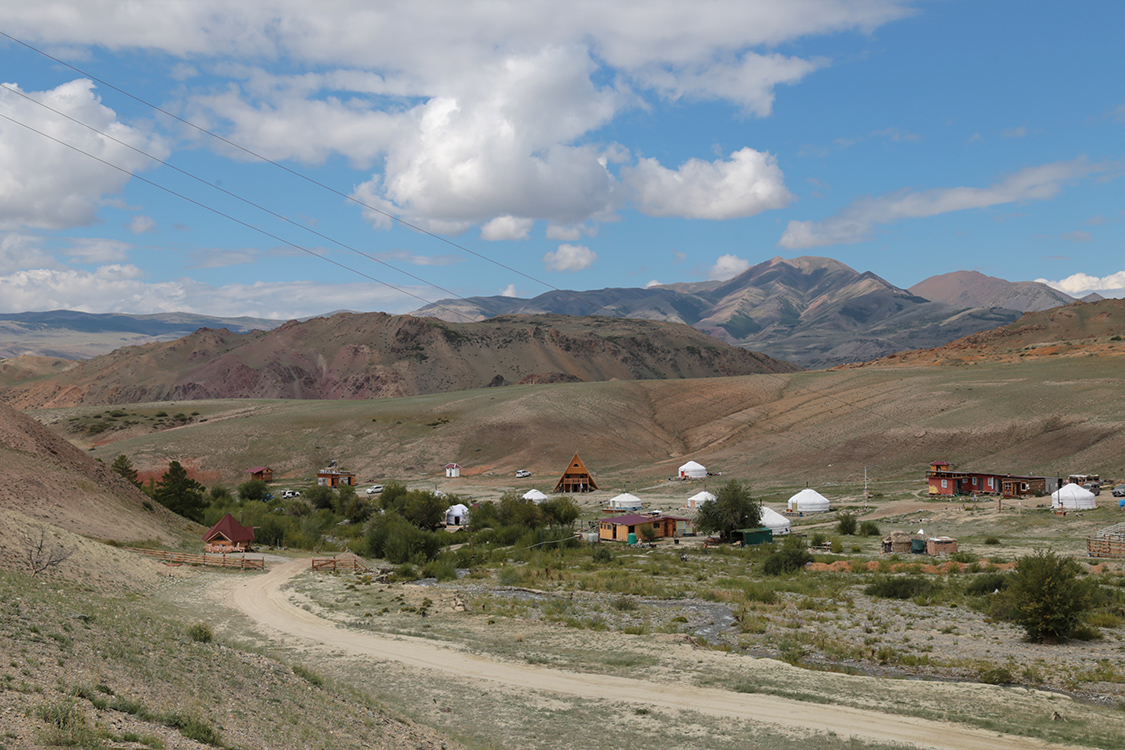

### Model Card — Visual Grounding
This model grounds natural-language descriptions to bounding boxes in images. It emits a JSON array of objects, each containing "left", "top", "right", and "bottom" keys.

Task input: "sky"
[{"left": 0, "top": 0, "right": 1122, "bottom": 320}]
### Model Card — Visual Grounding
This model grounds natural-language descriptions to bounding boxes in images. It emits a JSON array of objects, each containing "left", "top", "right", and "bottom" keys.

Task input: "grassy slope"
[{"left": 33, "top": 356, "right": 1125, "bottom": 494}]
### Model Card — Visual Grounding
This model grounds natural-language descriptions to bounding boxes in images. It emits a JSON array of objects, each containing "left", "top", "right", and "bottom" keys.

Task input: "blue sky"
[{"left": 0, "top": 1, "right": 1121, "bottom": 320}]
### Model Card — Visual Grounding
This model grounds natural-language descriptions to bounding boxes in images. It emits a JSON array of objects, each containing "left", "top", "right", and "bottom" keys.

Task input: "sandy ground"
[{"left": 227, "top": 558, "right": 1086, "bottom": 750}]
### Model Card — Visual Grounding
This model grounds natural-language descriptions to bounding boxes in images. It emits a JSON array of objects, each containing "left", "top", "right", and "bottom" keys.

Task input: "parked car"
[
  {"left": 515, "top": 469, "right": 531, "bottom": 478},
  {"left": 365, "top": 484, "right": 384, "bottom": 495},
  {"left": 281, "top": 490, "right": 301, "bottom": 499},
  {"left": 1113, "top": 484, "right": 1125, "bottom": 498},
  {"left": 1084, "top": 482, "right": 1101, "bottom": 496}
]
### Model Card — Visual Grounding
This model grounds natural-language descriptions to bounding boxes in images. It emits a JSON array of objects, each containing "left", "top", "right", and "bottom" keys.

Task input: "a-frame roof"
[
  {"left": 203, "top": 513, "right": 255, "bottom": 544},
  {"left": 554, "top": 452, "right": 598, "bottom": 492}
]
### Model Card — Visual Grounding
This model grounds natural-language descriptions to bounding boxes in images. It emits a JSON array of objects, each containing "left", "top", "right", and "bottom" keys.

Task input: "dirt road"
[{"left": 232, "top": 559, "right": 1079, "bottom": 750}]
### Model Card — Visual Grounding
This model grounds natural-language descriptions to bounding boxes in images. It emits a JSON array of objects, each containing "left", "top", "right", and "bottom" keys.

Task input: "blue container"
[{"left": 627, "top": 533, "right": 637, "bottom": 545}]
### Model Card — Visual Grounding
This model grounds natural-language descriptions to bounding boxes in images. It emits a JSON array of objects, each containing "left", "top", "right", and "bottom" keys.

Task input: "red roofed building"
[
  {"left": 247, "top": 466, "right": 274, "bottom": 482},
  {"left": 203, "top": 513, "right": 255, "bottom": 552}
]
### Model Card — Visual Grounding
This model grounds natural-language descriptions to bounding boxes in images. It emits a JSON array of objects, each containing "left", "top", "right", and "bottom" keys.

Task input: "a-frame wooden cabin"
[
  {"left": 203, "top": 513, "right": 256, "bottom": 553},
  {"left": 554, "top": 453, "right": 599, "bottom": 493}
]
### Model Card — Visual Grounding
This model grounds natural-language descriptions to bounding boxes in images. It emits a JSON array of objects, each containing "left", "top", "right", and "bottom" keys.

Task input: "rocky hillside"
[
  {"left": 0, "top": 401, "right": 188, "bottom": 547},
  {"left": 0, "top": 312, "right": 798, "bottom": 409},
  {"left": 908, "top": 270, "right": 1076, "bottom": 312},
  {"left": 412, "top": 256, "right": 1025, "bottom": 368},
  {"left": 842, "top": 298, "right": 1125, "bottom": 367}
]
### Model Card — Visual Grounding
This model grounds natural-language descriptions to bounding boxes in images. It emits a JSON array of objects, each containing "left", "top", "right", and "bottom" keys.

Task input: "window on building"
[{"left": 941, "top": 479, "right": 947, "bottom": 488}]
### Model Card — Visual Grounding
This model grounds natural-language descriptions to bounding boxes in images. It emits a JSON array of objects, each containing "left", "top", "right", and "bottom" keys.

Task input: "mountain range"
[
  {"left": 414, "top": 256, "right": 1079, "bottom": 368},
  {"left": 0, "top": 312, "right": 796, "bottom": 409},
  {"left": 0, "top": 309, "right": 282, "bottom": 359}
]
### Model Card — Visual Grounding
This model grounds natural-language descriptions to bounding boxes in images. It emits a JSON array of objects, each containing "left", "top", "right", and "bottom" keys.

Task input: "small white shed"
[
  {"left": 445, "top": 463, "right": 461, "bottom": 478},
  {"left": 787, "top": 488, "right": 831, "bottom": 513},
  {"left": 679, "top": 461, "right": 707, "bottom": 479},
  {"left": 445, "top": 503, "right": 470, "bottom": 526}
]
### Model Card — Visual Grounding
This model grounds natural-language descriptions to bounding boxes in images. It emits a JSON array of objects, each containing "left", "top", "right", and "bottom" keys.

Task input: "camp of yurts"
[
  {"left": 522, "top": 489, "right": 549, "bottom": 504},
  {"left": 1052, "top": 483, "right": 1097, "bottom": 511},
  {"left": 787, "top": 488, "right": 831, "bottom": 513},
  {"left": 608, "top": 492, "right": 644, "bottom": 510},
  {"left": 679, "top": 460, "right": 706, "bottom": 479},
  {"left": 686, "top": 490, "right": 716, "bottom": 509},
  {"left": 760, "top": 506, "right": 791, "bottom": 535}
]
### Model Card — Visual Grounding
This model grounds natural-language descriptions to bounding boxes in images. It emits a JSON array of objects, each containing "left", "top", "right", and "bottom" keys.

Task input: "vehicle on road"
[
  {"left": 282, "top": 490, "right": 301, "bottom": 499},
  {"left": 515, "top": 469, "right": 531, "bottom": 478},
  {"left": 365, "top": 485, "right": 384, "bottom": 495},
  {"left": 1113, "top": 484, "right": 1125, "bottom": 498}
]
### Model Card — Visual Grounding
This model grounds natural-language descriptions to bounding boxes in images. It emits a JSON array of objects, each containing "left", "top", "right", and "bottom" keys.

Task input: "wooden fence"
[
  {"left": 126, "top": 547, "right": 265, "bottom": 570},
  {"left": 311, "top": 555, "right": 371, "bottom": 574},
  {"left": 1087, "top": 523, "right": 1125, "bottom": 559}
]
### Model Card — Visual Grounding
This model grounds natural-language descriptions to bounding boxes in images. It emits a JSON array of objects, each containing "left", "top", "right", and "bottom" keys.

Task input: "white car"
[
  {"left": 515, "top": 469, "right": 531, "bottom": 478},
  {"left": 282, "top": 490, "right": 301, "bottom": 499},
  {"left": 365, "top": 485, "right": 384, "bottom": 495}
]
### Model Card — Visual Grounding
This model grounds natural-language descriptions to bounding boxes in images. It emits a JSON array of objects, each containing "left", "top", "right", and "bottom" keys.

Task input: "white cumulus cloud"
[
  {"left": 623, "top": 148, "right": 793, "bottom": 219},
  {"left": 127, "top": 215, "right": 157, "bottom": 234},
  {"left": 0, "top": 79, "right": 169, "bottom": 230},
  {"left": 500, "top": 283, "right": 519, "bottom": 297},
  {"left": 778, "top": 158, "right": 1116, "bottom": 249},
  {"left": 543, "top": 243, "right": 597, "bottom": 272},
  {"left": 708, "top": 254, "right": 751, "bottom": 280},
  {"left": 1037, "top": 271, "right": 1125, "bottom": 299},
  {"left": 481, "top": 216, "right": 535, "bottom": 241}
]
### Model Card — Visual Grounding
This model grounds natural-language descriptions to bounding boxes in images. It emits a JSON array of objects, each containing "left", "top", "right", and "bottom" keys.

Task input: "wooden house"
[
  {"left": 926, "top": 460, "right": 1053, "bottom": 498},
  {"left": 925, "top": 537, "right": 958, "bottom": 555},
  {"left": 554, "top": 453, "right": 598, "bottom": 493},
  {"left": 247, "top": 466, "right": 274, "bottom": 482},
  {"left": 203, "top": 513, "right": 255, "bottom": 552},
  {"left": 445, "top": 463, "right": 461, "bottom": 478},
  {"left": 598, "top": 513, "right": 677, "bottom": 542}
]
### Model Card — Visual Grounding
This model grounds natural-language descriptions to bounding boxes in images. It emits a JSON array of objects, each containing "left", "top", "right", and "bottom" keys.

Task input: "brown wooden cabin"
[
  {"left": 247, "top": 466, "right": 274, "bottom": 482},
  {"left": 598, "top": 513, "right": 678, "bottom": 542},
  {"left": 203, "top": 513, "right": 255, "bottom": 553},
  {"left": 554, "top": 453, "right": 598, "bottom": 493},
  {"left": 317, "top": 468, "right": 357, "bottom": 487}
]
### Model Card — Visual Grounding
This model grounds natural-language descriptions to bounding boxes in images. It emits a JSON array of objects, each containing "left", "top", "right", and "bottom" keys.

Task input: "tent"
[
  {"left": 1052, "top": 483, "right": 1097, "bottom": 511},
  {"left": 686, "top": 490, "right": 716, "bottom": 509},
  {"left": 759, "top": 506, "right": 791, "bottom": 536},
  {"left": 787, "top": 488, "right": 831, "bottom": 513},
  {"left": 607, "top": 493, "right": 644, "bottom": 510},
  {"left": 679, "top": 461, "right": 706, "bottom": 479},
  {"left": 445, "top": 503, "right": 470, "bottom": 526},
  {"left": 522, "top": 489, "right": 549, "bottom": 504}
]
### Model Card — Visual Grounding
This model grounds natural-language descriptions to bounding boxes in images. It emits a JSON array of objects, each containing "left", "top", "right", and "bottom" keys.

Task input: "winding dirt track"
[{"left": 234, "top": 560, "right": 1078, "bottom": 750}]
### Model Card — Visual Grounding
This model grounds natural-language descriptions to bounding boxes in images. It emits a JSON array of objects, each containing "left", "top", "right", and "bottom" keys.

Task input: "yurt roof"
[
  {"left": 679, "top": 460, "right": 706, "bottom": 471},
  {"left": 788, "top": 488, "right": 831, "bottom": 506},
  {"left": 610, "top": 492, "right": 643, "bottom": 505},
  {"left": 887, "top": 530, "right": 912, "bottom": 542},
  {"left": 690, "top": 491, "right": 716, "bottom": 503},
  {"left": 1053, "top": 482, "right": 1096, "bottom": 501},
  {"left": 445, "top": 503, "right": 470, "bottom": 514},
  {"left": 522, "top": 489, "right": 549, "bottom": 501},
  {"left": 759, "top": 507, "right": 791, "bottom": 530}
]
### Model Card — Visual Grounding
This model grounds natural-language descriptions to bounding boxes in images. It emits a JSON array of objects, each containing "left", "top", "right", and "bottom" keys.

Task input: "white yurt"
[
  {"left": 679, "top": 460, "right": 707, "bottom": 479},
  {"left": 1052, "top": 483, "right": 1097, "bottom": 511},
  {"left": 787, "top": 488, "right": 831, "bottom": 513},
  {"left": 522, "top": 489, "right": 549, "bottom": 504},
  {"left": 608, "top": 492, "right": 644, "bottom": 510},
  {"left": 760, "top": 506, "right": 791, "bottom": 536},
  {"left": 444, "top": 503, "right": 470, "bottom": 526},
  {"left": 686, "top": 490, "right": 716, "bottom": 509}
]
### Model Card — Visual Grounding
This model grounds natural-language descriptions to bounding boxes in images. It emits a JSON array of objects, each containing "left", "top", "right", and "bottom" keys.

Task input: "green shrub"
[
  {"left": 858, "top": 520, "right": 880, "bottom": 537},
  {"left": 979, "top": 666, "right": 1013, "bottom": 684},
  {"left": 36, "top": 699, "right": 98, "bottom": 746},
  {"left": 421, "top": 555, "right": 457, "bottom": 581},
  {"left": 161, "top": 713, "right": 222, "bottom": 746},
  {"left": 292, "top": 664, "right": 325, "bottom": 687},
  {"left": 762, "top": 540, "right": 812, "bottom": 576},
  {"left": 984, "top": 536, "right": 1001, "bottom": 545},
  {"left": 836, "top": 513, "right": 857, "bottom": 536},
  {"left": 591, "top": 545, "right": 613, "bottom": 564},
  {"left": 186, "top": 622, "right": 213, "bottom": 643},
  {"left": 966, "top": 572, "right": 1010, "bottom": 596},
  {"left": 999, "top": 549, "right": 1094, "bottom": 642},
  {"left": 496, "top": 565, "right": 523, "bottom": 586},
  {"left": 865, "top": 576, "right": 935, "bottom": 600}
]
